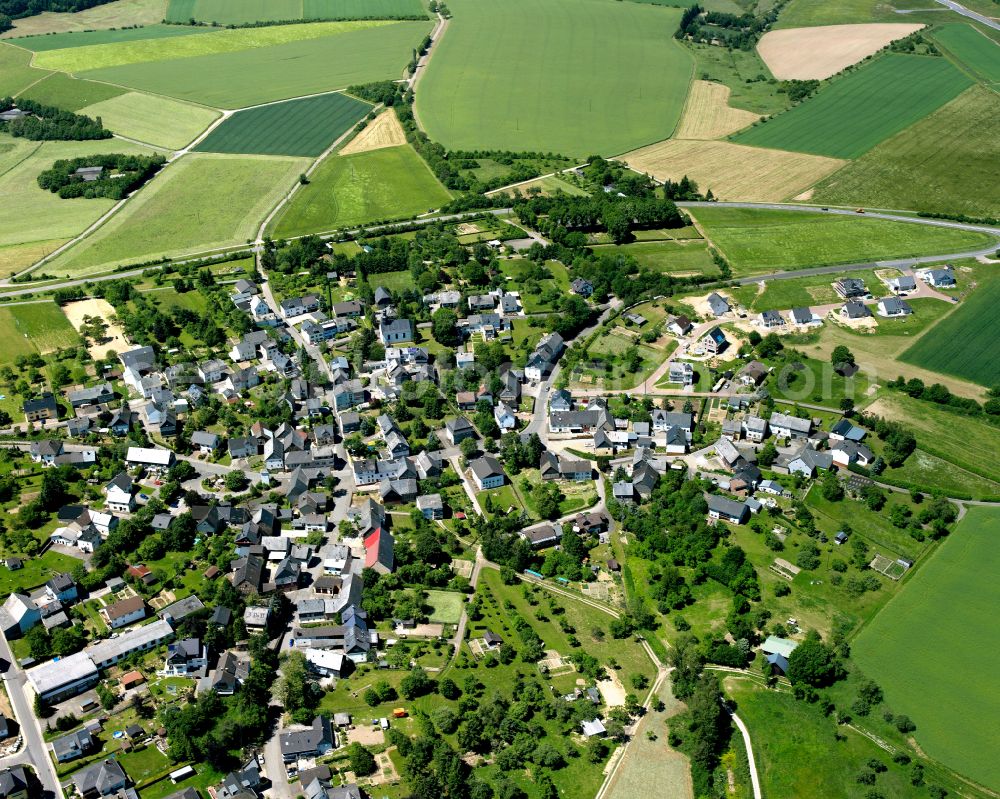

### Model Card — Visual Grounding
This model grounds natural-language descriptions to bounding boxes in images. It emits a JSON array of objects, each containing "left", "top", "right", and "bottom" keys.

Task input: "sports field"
[
  {"left": 33, "top": 20, "right": 393, "bottom": 72},
  {"left": 623, "top": 139, "right": 844, "bottom": 202},
  {"left": 194, "top": 92, "right": 369, "bottom": 157},
  {"left": 47, "top": 153, "right": 309, "bottom": 277},
  {"left": 271, "top": 145, "right": 451, "bottom": 238},
  {"left": 0, "top": 136, "right": 156, "bottom": 265},
  {"left": 932, "top": 23, "right": 1000, "bottom": 84},
  {"left": 80, "top": 21, "right": 431, "bottom": 108},
  {"left": 853, "top": 506, "right": 1000, "bottom": 791},
  {"left": 80, "top": 92, "right": 220, "bottom": 150},
  {"left": 812, "top": 86, "right": 1000, "bottom": 219},
  {"left": 166, "top": 0, "right": 426, "bottom": 24},
  {"left": 900, "top": 275, "right": 1000, "bottom": 387},
  {"left": 416, "top": 0, "right": 693, "bottom": 156},
  {"left": 16, "top": 72, "right": 125, "bottom": 111},
  {"left": 0, "top": 0, "right": 165, "bottom": 38},
  {"left": 12, "top": 23, "right": 215, "bottom": 51},
  {"left": 687, "top": 207, "right": 994, "bottom": 275},
  {"left": 733, "top": 54, "right": 972, "bottom": 158}
]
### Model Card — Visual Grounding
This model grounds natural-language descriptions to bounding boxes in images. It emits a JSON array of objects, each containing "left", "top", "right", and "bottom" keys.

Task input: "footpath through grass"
[
  {"left": 416, "top": 0, "right": 693, "bottom": 156},
  {"left": 733, "top": 54, "right": 972, "bottom": 159},
  {"left": 687, "top": 206, "right": 994, "bottom": 275},
  {"left": 853, "top": 506, "right": 1000, "bottom": 792}
]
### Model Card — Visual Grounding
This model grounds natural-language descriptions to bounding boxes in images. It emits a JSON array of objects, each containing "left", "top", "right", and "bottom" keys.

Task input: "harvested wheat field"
[
  {"left": 63, "top": 298, "right": 129, "bottom": 359},
  {"left": 340, "top": 109, "right": 406, "bottom": 155},
  {"left": 674, "top": 80, "right": 759, "bottom": 140},
  {"left": 758, "top": 23, "right": 923, "bottom": 80},
  {"left": 623, "top": 139, "right": 845, "bottom": 202}
]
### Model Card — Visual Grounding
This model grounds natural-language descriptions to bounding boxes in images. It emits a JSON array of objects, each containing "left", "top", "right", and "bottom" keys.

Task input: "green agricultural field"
[
  {"left": 900, "top": 275, "right": 1000, "bottom": 387},
  {"left": 590, "top": 240, "right": 719, "bottom": 276},
  {"left": 882, "top": 448, "right": 1000, "bottom": 501},
  {"left": 733, "top": 55, "right": 972, "bottom": 159},
  {"left": 866, "top": 393, "right": 1000, "bottom": 484},
  {"left": 33, "top": 20, "right": 391, "bottom": 72},
  {"left": 195, "top": 92, "right": 369, "bottom": 156},
  {"left": 80, "top": 21, "right": 431, "bottom": 108},
  {"left": 933, "top": 23, "right": 1000, "bottom": 84},
  {"left": 812, "top": 86, "right": 1000, "bottom": 219},
  {"left": 416, "top": 0, "right": 693, "bottom": 155},
  {"left": 0, "top": 135, "right": 156, "bottom": 264},
  {"left": 12, "top": 23, "right": 215, "bottom": 51},
  {"left": 0, "top": 303, "right": 79, "bottom": 361},
  {"left": 424, "top": 589, "right": 465, "bottom": 624},
  {"left": 773, "top": 0, "right": 888, "bottom": 28},
  {"left": 687, "top": 207, "right": 994, "bottom": 275},
  {"left": 853, "top": 506, "right": 1000, "bottom": 791},
  {"left": 47, "top": 153, "right": 309, "bottom": 277},
  {"left": 166, "top": 0, "right": 426, "bottom": 24},
  {"left": 80, "top": 92, "right": 219, "bottom": 149},
  {"left": 271, "top": 145, "right": 451, "bottom": 238},
  {"left": 17, "top": 72, "right": 125, "bottom": 111},
  {"left": 0, "top": 42, "right": 50, "bottom": 96},
  {"left": 0, "top": 0, "right": 166, "bottom": 38}
]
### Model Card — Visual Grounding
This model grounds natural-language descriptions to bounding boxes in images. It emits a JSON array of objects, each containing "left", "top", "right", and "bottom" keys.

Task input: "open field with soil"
[
  {"left": 63, "top": 298, "right": 128, "bottom": 358},
  {"left": 47, "top": 152, "right": 308, "bottom": 276},
  {"left": 0, "top": 135, "right": 156, "bottom": 266},
  {"left": 865, "top": 394, "right": 1000, "bottom": 483},
  {"left": 33, "top": 20, "right": 392, "bottom": 72},
  {"left": 195, "top": 92, "right": 369, "bottom": 156},
  {"left": 757, "top": 23, "right": 923, "bottom": 80},
  {"left": 80, "top": 91, "right": 219, "bottom": 149},
  {"left": 733, "top": 54, "right": 972, "bottom": 158},
  {"left": 0, "top": 0, "right": 165, "bottom": 38},
  {"left": 900, "top": 274, "right": 1000, "bottom": 387},
  {"left": 812, "top": 86, "right": 1000, "bottom": 219},
  {"left": 623, "top": 139, "right": 844, "bottom": 202},
  {"left": 80, "top": 21, "right": 430, "bottom": 108},
  {"left": 686, "top": 206, "right": 994, "bottom": 274},
  {"left": 932, "top": 22, "right": 1000, "bottom": 83},
  {"left": 853, "top": 506, "right": 1000, "bottom": 792},
  {"left": 674, "top": 79, "right": 758, "bottom": 139},
  {"left": 416, "top": 0, "right": 693, "bottom": 156},
  {"left": 271, "top": 144, "right": 451, "bottom": 238},
  {"left": 340, "top": 109, "right": 407, "bottom": 154},
  {"left": 17, "top": 72, "right": 125, "bottom": 111},
  {"left": 166, "top": 0, "right": 426, "bottom": 24}
]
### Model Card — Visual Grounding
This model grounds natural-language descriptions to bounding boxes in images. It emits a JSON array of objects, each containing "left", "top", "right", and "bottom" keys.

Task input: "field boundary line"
[{"left": 11, "top": 69, "right": 54, "bottom": 98}]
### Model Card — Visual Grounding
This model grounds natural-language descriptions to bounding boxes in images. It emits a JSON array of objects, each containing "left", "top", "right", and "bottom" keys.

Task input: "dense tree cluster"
[
  {"left": 1, "top": 97, "right": 110, "bottom": 140},
  {"left": 37, "top": 153, "right": 166, "bottom": 199},
  {"left": 674, "top": 2, "right": 786, "bottom": 50}
]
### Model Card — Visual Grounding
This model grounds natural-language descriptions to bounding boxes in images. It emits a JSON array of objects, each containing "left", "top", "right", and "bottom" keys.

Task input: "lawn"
[
  {"left": 812, "top": 86, "right": 1000, "bottom": 219},
  {"left": 853, "top": 506, "right": 1000, "bottom": 792},
  {"left": 932, "top": 23, "right": 1000, "bottom": 84},
  {"left": 900, "top": 274, "right": 1000, "bottom": 387},
  {"left": 33, "top": 20, "right": 392, "bottom": 72},
  {"left": 0, "top": 135, "right": 157, "bottom": 263},
  {"left": 416, "top": 0, "right": 693, "bottom": 156},
  {"left": 11, "top": 23, "right": 215, "bottom": 51},
  {"left": 0, "top": 42, "right": 50, "bottom": 96},
  {"left": 47, "top": 153, "right": 309, "bottom": 277},
  {"left": 687, "top": 206, "right": 994, "bottom": 275},
  {"left": 166, "top": 0, "right": 426, "bottom": 23},
  {"left": 270, "top": 145, "right": 451, "bottom": 238},
  {"left": 424, "top": 589, "right": 465, "bottom": 624},
  {"left": 733, "top": 54, "right": 972, "bottom": 159},
  {"left": 865, "top": 393, "right": 1000, "bottom": 484},
  {"left": 79, "top": 92, "right": 219, "bottom": 150},
  {"left": 194, "top": 92, "right": 370, "bottom": 157},
  {"left": 370, "top": 270, "right": 415, "bottom": 293},
  {"left": 0, "top": 550, "right": 80, "bottom": 596},
  {"left": 590, "top": 240, "right": 719, "bottom": 276},
  {"left": 18, "top": 72, "right": 125, "bottom": 112},
  {"left": 79, "top": 21, "right": 432, "bottom": 108}
]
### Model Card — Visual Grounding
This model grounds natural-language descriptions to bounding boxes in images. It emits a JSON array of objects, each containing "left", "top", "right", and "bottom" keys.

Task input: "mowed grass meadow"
[
  {"left": 932, "top": 23, "right": 1000, "bottom": 84},
  {"left": 0, "top": 303, "right": 80, "bottom": 358},
  {"left": 416, "top": 0, "right": 694, "bottom": 156},
  {"left": 687, "top": 206, "right": 994, "bottom": 274},
  {"left": 813, "top": 86, "right": 1000, "bottom": 219},
  {"left": 271, "top": 145, "right": 452, "bottom": 237},
  {"left": 78, "top": 21, "right": 431, "bottom": 108},
  {"left": 47, "top": 153, "right": 309, "bottom": 276},
  {"left": 166, "top": 0, "right": 426, "bottom": 24},
  {"left": 733, "top": 54, "right": 972, "bottom": 158},
  {"left": 900, "top": 275, "right": 1000, "bottom": 387},
  {"left": 0, "top": 42, "right": 50, "bottom": 96},
  {"left": 80, "top": 92, "right": 220, "bottom": 150},
  {"left": 18, "top": 72, "right": 125, "bottom": 111},
  {"left": 11, "top": 23, "right": 215, "bottom": 51},
  {"left": 195, "top": 92, "right": 370, "bottom": 156},
  {"left": 853, "top": 506, "right": 1000, "bottom": 792}
]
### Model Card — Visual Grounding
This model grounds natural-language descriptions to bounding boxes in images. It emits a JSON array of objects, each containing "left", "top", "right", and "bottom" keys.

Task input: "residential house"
[
  {"left": 520, "top": 522, "right": 563, "bottom": 548},
  {"left": 445, "top": 416, "right": 476, "bottom": 445},
  {"left": 769, "top": 412, "right": 811, "bottom": 439},
  {"left": 706, "top": 293, "right": 730, "bottom": 317},
  {"left": 230, "top": 555, "right": 265, "bottom": 595},
  {"left": 922, "top": 267, "right": 955, "bottom": 288},
  {"left": 787, "top": 447, "right": 834, "bottom": 477},
  {"left": 22, "top": 393, "right": 59, "bottom": 422},
  {"left": 68, "top": 383, "right": 114, "bottom": 409},
  {"left": 125, "top": 446, "right": 175, "bottom": 472},
  {"left": 829, "top": 418, "right": 866, "bottom": 442},
  {"left": 668, "top": 315, "right": 693, "bottom": 336},
  {"left": 877, "top": 297, "right": 912, "bottom": 317},
  {"left": 364, "top": 528, "right": 395, "bottom": 574},
  {"left": 571, "top": 278, "right": 593, "bottom": 297},
  {"left": 701, "top": 327, "right": 727, "bottom": 355},
  {"left": 759, "top": 309, "right": 785, "bottom": 329},
  {"left": 52, "top": 729, "right": 93, "bottom": 763},
  {"left": 494, "top": 401, "right": 518, "bottom": 431},
  {"left": 190, "top": 430, "right": 220, "bottom": 454},
  {"left": 790, "top": 307, "right": 815, "bottom": 325},
  {"left": 830, "top": 440, "right": 874, "bottom": 468},
  {"left": 72, "top": 758, "right": 128, "bottom": 798},
  {"left": 834, "top": 277, "right": 867, "bottom": 299},
  {"left": 886, "top": 275, "right": 917, "bottom": 293},
  {"left": 840, "top": 301, "right": 871, "bottom": 320},
  {"left": 524, "top": 332, "right": 564, "bottom": 381},
  {"left": 416, "top": 494, "right": 444, "bottom": 520},
  {"left": 280, "top": 716, "right": 335, "bottom": 763},
  {"left": 29, "top": 439, "right": 63, "bottom": 466},
  {"left": 706, "top": 494, "right": 749, "bottom": 525},
  {"left": 0, "top": 594, "right": 40, "bottom": 638},
  {"left": 470, "top": 455, "right": 505, "bottom": 490},
  {"left": 743, "top": 416, "right": 768, "bottom": 443},
  {"left": 101, "top": 596, "right": 145, "bottom": 630},
  {"left": 738, "top": 361, "right": 768, "bottom": 386},
  {"left": 667, "top": 362, "right": 694, "bottom": 385},
  {"left": 280, "top": 295, "right": 321, "bottom": 319},
  {"left": 163, "top": 639, "right": 207, "bottom": 676},
  {"left": 378, "top": 318, "right": 413, "bottom": 345}
]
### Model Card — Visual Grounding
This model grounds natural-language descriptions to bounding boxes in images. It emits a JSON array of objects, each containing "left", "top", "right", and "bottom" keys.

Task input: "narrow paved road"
[
  {"left": 726, "top": 705, "right": 763, "bottom": 799},
  {"left": 933, "top": 0, "right": 1000, "bottom": 30}
]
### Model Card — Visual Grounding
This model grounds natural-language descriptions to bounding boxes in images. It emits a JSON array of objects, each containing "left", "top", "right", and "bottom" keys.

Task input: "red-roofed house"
[{"left": 363, "top": 528, "right": 394, "bottom": 575}]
